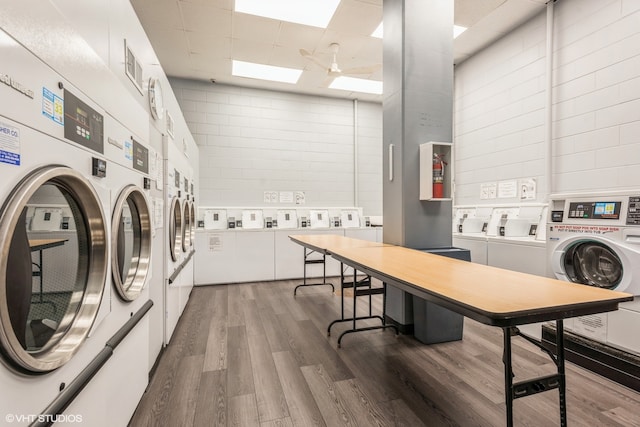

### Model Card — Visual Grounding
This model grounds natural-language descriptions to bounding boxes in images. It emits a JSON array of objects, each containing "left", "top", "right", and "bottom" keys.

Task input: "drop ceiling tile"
[
  {"left": 328, "top": 0, "right": 382, "bottom": 36},
  {"left": 231, "top": 38, "right": 274, "bottom": 64},
  {"left": 276, "top": 22, "right": 325, "bottom": 50},
  {"left": 187, "top": 33, "right": 232, "bottom": 57},
  {"left": 131, "top": 0, "right": 183, "bottom": 28},
  {"left": 143, "top": 27, "right": 189, "bottom": 52},
  {"left": 180, "top": 0, "right": 233, "bottom": 9},
  {"left": 270, "top": 45, "right": 310, "bottom": 69},
  {"left": 179, "top": 2, "right": 232, "bottom": 36},
  {"left": 189, "top": 53, "right": 230, "bottom": 74},
  {"left": 233, "top": 13, "right": 281, "bottom": 43}
]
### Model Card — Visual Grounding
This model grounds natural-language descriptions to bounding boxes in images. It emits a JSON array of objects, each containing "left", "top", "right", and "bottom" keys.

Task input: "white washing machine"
[
  {"left": 548, "top": 191, "right": 640, "bottom": 355},
  {"left": 0, "top": 29, "right": 114, "bottom": 419},
  {"left": 452, "top": 206, "right": 491, "bottom": 265},
  {"left": 163, "top": 137, "right": 194, "bottom": 342},
  {"left": 105, "top": 129, "right": 153, "bottom": 307}
]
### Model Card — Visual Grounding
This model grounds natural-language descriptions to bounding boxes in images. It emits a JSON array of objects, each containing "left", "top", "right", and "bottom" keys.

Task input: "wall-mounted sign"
[
  {"left": 497, "top": 180, "right": 518, "bottom": 199},
  {"left": 519, "top": 178, "right": 537, "bottom": 200},
  {"left": 480, "top": 182, "right": 497, "bottom": 200}
]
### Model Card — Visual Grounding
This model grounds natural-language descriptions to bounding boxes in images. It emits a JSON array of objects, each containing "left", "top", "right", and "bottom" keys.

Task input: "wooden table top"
[
  {"left": 326, "top": 244, "right": 634, "bottom": 327},
  {"left": 29, "top": 238, "right": 68, "bottom": 251},
  {"left": 289, "top": 234, "right": 388, "bottom": 254}
]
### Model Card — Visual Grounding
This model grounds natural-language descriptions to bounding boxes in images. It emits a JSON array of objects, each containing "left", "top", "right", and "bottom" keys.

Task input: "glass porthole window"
[
  {"left": 182, "top": 200, "right": 191, "bottom": 252},
  {"left": 112, "top": 185, "right": 151, "bottom": 301},
  {"left": 189, "top": 202, "right": 195, "bottom": 249},
  {"left": 0, "top": 166, "right": 107, "bottom": 374},
  {"left": 564, "top": 241, "right": 623, "bottom": 290},
  {"left": 169, "top": 197, "right": 182, "bottom": 262}
]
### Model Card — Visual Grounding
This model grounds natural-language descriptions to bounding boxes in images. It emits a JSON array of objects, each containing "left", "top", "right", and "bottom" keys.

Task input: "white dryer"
[
  {"left": 548, "top": 191, "right": 640, "bottom": 355},
  {"left": 0, "top": 32, "right": 113, "bottom": 419}
]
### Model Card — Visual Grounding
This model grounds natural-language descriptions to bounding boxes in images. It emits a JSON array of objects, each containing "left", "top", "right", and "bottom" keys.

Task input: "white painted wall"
[
  {"left": 454, "top": 0, "right": 640, "bottom": 205},
  {"left": 454, "top": 12, "right": 547, "bottom": 205},
  {"left": 170, "top": 78, "right": 383, "bottom": 216},
  {"left": 552, "top": 0, "right": 640, "bottom": 193}
]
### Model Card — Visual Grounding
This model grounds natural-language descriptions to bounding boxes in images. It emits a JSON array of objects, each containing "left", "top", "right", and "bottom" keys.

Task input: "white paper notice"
[
  {"left": 497, "top": 180, "right": 518, "bottom": 199},
  {"left": 264, "top": 191, "right": 278, "bottom": 203},
  {"left": 279, "top": 191, "right": 294, "bottom": 203},
  {"left": 209, "top": 233, "right": 223, "bottom": 252},
  {"left": 480, "top": 182, "right": 497, "bottom": 200},
  {"left": 154, "top": 197, "right": 164, "bottom": 230},
  {"left": 519, "top": 178, "right": 537, "bottom": 200},
  {"left": 295, "top": 191, "right": 306, "bottom": 205}
]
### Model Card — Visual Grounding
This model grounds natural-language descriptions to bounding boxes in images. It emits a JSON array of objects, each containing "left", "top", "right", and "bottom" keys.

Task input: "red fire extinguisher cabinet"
[{"left": 419, "top": 141, "right": 452, "bottom": 200}]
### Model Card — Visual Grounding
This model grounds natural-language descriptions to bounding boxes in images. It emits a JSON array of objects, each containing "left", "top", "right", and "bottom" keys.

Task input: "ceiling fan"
[{"left": 299, "top": 43, "right": 381, "bottom": 77}]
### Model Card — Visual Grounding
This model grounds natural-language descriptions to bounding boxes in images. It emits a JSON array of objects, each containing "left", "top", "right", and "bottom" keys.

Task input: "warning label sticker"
[{"left": 551, "top": 225, "right": 619, "bottom": 235}]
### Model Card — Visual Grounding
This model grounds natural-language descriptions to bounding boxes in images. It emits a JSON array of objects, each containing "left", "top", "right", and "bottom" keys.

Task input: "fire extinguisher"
[{"left": 432, "top": 153, "right": 447, "bottom": 198}]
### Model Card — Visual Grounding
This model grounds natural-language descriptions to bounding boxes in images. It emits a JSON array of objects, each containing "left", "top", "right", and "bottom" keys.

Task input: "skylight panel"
[
  {"left": 235, "top": 0, "right": 341, "bottom": 28},
  {"left": 232, "top": 60, "right": 302, "bottom": 84},
  {"left": 329, "top": 76, "right": 383, "bottom": 95}
]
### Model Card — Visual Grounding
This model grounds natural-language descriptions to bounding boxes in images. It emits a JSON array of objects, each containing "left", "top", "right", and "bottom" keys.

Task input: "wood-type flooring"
[{"left": 130, "top": 279, "right": 640, "bottom": 426}]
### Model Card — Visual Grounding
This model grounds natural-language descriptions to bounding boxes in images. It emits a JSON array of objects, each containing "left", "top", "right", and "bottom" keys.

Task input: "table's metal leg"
[
  {"left": 352, "top": 269, "right": 357, "bottom": 332},
  {"left": 503, "top": 327, "right": 514, "bottom": 427},
  {"left": 294, "top": 248, "right": 333, "bottom": 296},
  {"left": 39, "top": 249, "right": 44, "bottom": 302},
  {"left": 557, "top": 319, "right": 567, "bottom": 427}
]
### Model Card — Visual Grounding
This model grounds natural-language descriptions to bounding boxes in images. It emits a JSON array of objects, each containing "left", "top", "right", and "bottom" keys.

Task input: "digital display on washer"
[
  {"left": 63, "top": 89, "right": 104, "bottom": 153},
  {"left": 568, "top": 201, "right": 621, "bottom": 219}
]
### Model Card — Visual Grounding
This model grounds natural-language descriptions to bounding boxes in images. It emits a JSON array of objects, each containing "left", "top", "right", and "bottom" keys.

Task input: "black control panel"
[
  {"left": 568, "top": 201, "right": 621, "bottom": 220},
  {"left": 628, "top": 196, "right": 640, "bottom": 225}
]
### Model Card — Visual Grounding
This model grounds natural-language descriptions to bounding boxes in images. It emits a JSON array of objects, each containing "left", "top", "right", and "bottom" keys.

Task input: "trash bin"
[{"left": 412, "top": 247, "right": 471, "bottom": 344}]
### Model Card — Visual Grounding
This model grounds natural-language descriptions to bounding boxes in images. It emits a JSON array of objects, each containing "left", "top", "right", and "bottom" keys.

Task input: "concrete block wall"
[
  {"left": 552, "top": 0, "right": 640, "bottom": 193},
  {"left": 454, "top": 0, "right": 640, "bottom": 205},
  {"left": 454, "top": 12, "right": 547, "bottom": 205},
  {"left": 170, "top": 78, "right": 383, "bottom": 216}
]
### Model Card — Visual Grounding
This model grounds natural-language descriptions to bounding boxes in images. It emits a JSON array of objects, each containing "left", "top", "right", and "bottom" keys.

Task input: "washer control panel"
[
  {"left": 567, "top": 201, "right": 621, "bottom": 220},
  {"left": 627, "top": 196, "right": 640, "bottom": 225}
]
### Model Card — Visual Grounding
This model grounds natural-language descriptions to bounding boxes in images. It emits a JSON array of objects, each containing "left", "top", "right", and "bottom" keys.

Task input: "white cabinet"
[{"left": 195, "top": 227, "right": 380, "bottom": 284}]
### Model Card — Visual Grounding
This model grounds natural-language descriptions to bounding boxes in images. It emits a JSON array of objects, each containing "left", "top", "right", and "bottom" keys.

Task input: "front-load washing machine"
[
  {"left": 548, "top": 191, "right": 640, "bottom": 355},
  {"left": 0, "top": 34, "right": 114, "bottom": 419},
  {"left": 164, "top": 136, "right": 193, "bottom": 342}
]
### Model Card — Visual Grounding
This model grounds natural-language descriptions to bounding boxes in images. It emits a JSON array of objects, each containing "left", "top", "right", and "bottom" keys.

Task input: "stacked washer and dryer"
[
  {"left": 547, "top": 191, "right": 640, "bottom": 389},
  {"left": 0, "top": 20, "right": 153, "bottom": 427}
]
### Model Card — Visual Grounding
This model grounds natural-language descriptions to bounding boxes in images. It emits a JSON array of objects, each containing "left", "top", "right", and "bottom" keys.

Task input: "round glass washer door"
[
  {"left": 563, "top": 240, "right": 623, "bottom": 290},
  {"left": 112, "top": 185, "right": 151, "bottom": 301},
  {"left": 182, "top": 200, "right": 191, "bottom": 252},
  {"left": 189, "top": 202, "right": 195, "bottom": 249},
  {"left": 0, "top": 166, "right": 107, "bottom": 374},
  {"left": 169, "top": 197, "right": 182, "bottom": 262}
]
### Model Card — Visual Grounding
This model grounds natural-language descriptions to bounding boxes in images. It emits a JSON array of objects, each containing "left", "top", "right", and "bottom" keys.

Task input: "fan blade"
[
  {"left": 299, "top": 48, "right": 328, "bottom": 71},
  {"left": 340, "top": 63, "right": 382, "bottom": 75}
]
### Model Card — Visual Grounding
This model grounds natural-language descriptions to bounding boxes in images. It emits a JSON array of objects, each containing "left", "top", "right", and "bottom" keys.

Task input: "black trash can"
[{"left": 412, "top": 247, "right": 471, "bottom": 344}]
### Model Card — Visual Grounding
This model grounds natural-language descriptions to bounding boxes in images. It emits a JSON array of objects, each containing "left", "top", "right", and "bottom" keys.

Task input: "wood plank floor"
[{"left": 130, "top": 279, "right": 640, "bottom": 426}]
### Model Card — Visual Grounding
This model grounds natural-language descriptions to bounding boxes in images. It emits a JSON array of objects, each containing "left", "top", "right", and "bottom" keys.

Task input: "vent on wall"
[{"left": 124, "top": 39, "right": 143, "bottom": 94}]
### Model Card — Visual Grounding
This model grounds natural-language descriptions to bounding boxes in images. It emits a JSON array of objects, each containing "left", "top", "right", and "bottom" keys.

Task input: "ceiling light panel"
[
  {"left": 235, "top": 0, "right": 340, "bottom": 28},
  {"left": 232, "top": 60, "right": 302, "bottom": 84},
  {"left": 370, "top": 23, "right": 468, "bottom": 39},
  {"left": 329, "top": 76, "right": 382, "bottom": 94}
]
